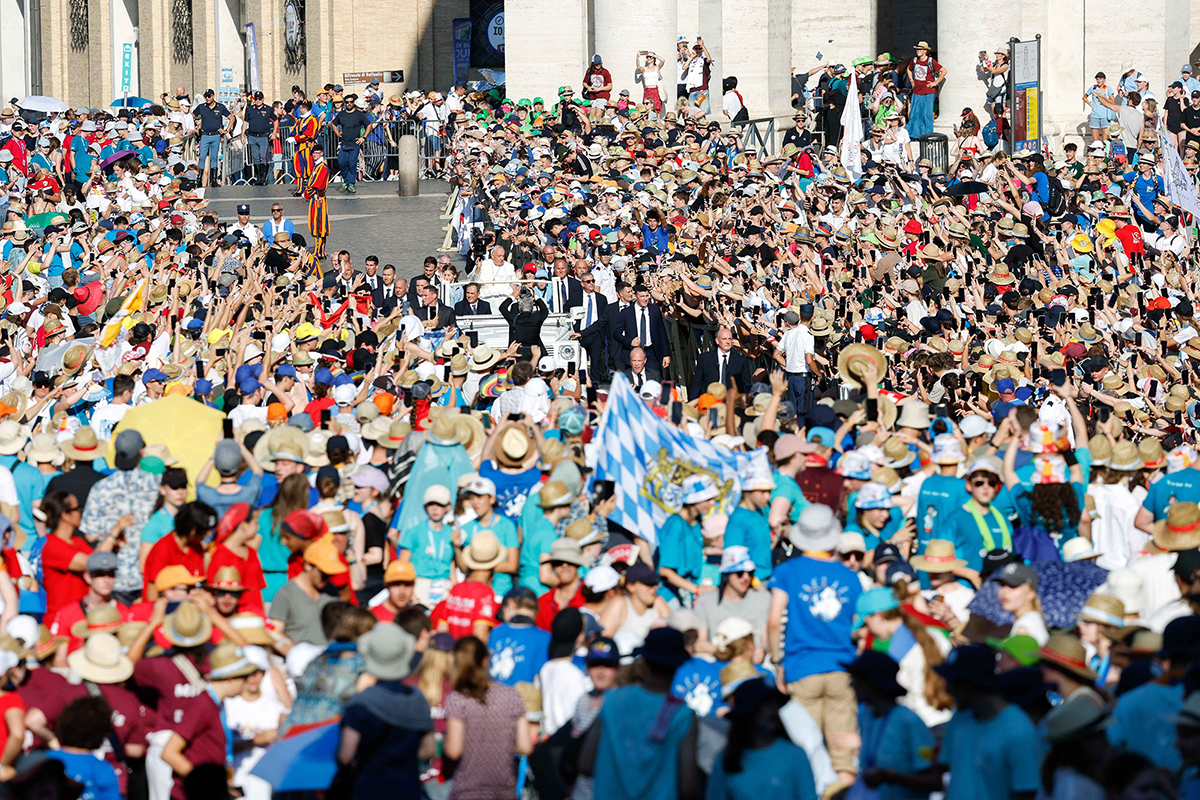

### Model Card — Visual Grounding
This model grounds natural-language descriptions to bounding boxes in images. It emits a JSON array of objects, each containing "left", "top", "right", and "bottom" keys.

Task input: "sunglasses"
[
  {"left": 971, "top": 477, "right": 1001, "bottom": 488},
  {"left": 838, "top": 552, "right": 865, "bottom": 560},
  {"left": 550, "top": 560, "right": 577, "bottom": 568},
  {"left": 726, "top": 570, "right": 752, "bottom": 577},
  {"left": 212, "top": 589, "right": 243, "bottom": 598}
]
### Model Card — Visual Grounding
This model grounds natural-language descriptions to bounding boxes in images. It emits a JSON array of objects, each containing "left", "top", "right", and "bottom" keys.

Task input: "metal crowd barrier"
[
  {"left": 217, "top": 117, "right": 442, "bottom": 186},
  {"left": 731, "top": 117, "right": 777, "bottom": 157}
]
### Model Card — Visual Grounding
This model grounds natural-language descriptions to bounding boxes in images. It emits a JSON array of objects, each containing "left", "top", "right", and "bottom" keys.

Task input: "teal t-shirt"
[
  {"left": 397, "top": 519, "right": 454, "bottom": 580},
  {"left": 724, "top": 506, "right": 773, "bottom": 580},
  {"left": 845, "top": 506, "right": 906, "bottom": 552},
  {"left": 941, "top": 502, "right": 1012, "bottom": 572},
  {"left": 255, "top": 508, "right": 295, "bottom": 602},
  {"left": 657, "top": 513, "right": 704, "bottom": 603},
  {"left": 770, "top": 473, "right": 808, "bottom": 525},
  {"left": 942, "top": 705, "right": 1041, "bottom": 800},
  {"left": 141, "top": 507, "right": 175, "bottom": 547},
  {"left": 1142, "top": 469, "right": 1200, "bottom": 520},
  {"left": 1012, "top": 481, "right": 1087, "bottom": 550},
  {"left": 517, "top": 516, "right": 558, "bottom": 594},
  {"left": 706, "top": 737, "right": 818, "bottom": 800},
  {"left": 916, "top": 474, "right": 969, "bottom": 550},
  {"left": 461, "top": 513, "right": 519, "bottom": 596},
  {"left": 857, "top": 703, "right": 934, "bottom": 800},
  {"left": 1109, "top": 681, "right": 1184, "bottom": 771}
]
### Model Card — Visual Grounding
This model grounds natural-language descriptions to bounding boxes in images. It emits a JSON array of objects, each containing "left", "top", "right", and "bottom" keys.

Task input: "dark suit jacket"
[
  {"left": 574, "top": 292, "right": 609, "bottom": 343},
  {"left": 372, "top": 284, "right": 401, "bottom": 316},
  {"left": 549, "top": 276, "right": 583, "bottom": 312},
  {"left": 415, "top": 300, "right": 456, "bottom": 330},
  {"left": 454, "top": 298, "right": 492, "bottom": 316},
  {"left": 690, "top": 348, "right": 752, "bottom": 398},
  {"left": 613, "top": 302, "right": 670, "bottom": 367},
  {"left": 617, "top": 367, "right": 662, "bottom": 389}
]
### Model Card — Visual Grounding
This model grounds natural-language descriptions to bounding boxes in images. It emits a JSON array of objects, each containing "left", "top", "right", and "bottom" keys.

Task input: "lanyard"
[
  {"left": 428, "top": 522, "right": 447, "bottom": 563},
  {"left": 965, "top": 499, "right": 1011, "bottom": 551},
  {"left": 205, "top": 686, "right": 234, "bottom": 767}
]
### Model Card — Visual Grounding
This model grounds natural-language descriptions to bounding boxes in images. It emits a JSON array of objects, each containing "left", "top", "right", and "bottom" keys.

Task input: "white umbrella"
[{"left": 16, "top": 96, "right": 68, "bottom": 114}]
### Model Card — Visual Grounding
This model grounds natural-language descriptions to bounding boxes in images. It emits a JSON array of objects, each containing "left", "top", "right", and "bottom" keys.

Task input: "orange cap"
[
  {"left": 372, "top": 393, "right": 394, "bottom": 416},
  {"left": 154, "top": 564, "right": 204, "bottom": 593},
  {"left": 697, "top": 393, "right": 720, "bottom": 412},
  {"left": 267, "top": 402, "right": 288, "bottom": 422},
  {"left": 384, "top": 560, "right": 417, "bottom": 584}
]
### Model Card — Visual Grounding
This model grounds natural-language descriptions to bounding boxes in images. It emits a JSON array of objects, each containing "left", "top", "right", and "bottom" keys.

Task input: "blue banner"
[{"left": 452, "top": 18, "right": 472, "bottom": 86}]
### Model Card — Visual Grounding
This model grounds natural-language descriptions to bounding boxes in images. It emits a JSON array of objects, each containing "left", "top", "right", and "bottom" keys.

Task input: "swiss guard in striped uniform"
[
  {"left": 291, "top": 100, "right": 321, "bottom": 192},
  {"left": 304, "top": 144, "right": 330, "bottom": 260}
]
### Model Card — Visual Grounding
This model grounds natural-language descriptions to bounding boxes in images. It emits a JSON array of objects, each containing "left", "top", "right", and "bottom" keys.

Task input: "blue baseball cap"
[
  {"left": 239, "top": 379, "right": 262, "bottom": 395},
  {"left": 275, "top": 364, "right": 297, "bottom": 378},
  {"left": 996, "top": 378, "right": 1016, "bottom": 394},
  {"left": 142, "top": 368, "right": 167, "bottom": 384},
  {"left": 314, "top": 368, "right": 334, "bottom": 385},
  {"left": 194, "top": 379, "right": 214, "bottom": 396},
  {"left": 807, "top": 426, "right": 836, "bottom": 447}
]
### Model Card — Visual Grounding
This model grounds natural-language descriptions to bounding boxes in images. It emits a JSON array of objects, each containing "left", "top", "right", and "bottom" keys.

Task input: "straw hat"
[
  {"left": 226, "top": 613, "right": 275, "bottom": 646},
  {"left": 68, "top": 632, "right": 134, "bottom": 684},
  {"left": 837, "top": 344, "right": 886, "bottom": 389},
  {"left": 206, "top": 643, "right": 257, "bottom": 680},
  {"left": 160, "top": 601, "right": 213, "bottom": 648},
  {"left": 910, "top": 539, "right": 966, "bottom": 573},
  {"left": 1153, "top": 501, "right": 1200, "bottom": 550},
  {"left": 537, "top": 480, "right": 576, "bottom": 509},
  {"left": 70, "top": 605, "right": 125, "bottom": 640},
  {"left": 1103, "top": 443, "right": 1140, "bottom": 471},
  {"left": 1138, "top": 438, "right": 1166, "bottom": 469},
  {"left": 358, "top": 624, "right": 417, "bottom": 681},
  {"left": 495, "top": 425, "right": 534, "bottom": 468},
  {"left": 460, "top": 530, "right": 506, "bottom": 571},
  {"left": 61, "top": 427, "right": 108, "bottom": 461},
  {"left": 452, "top": 413, "right": 486, "bottom": 459},
  {"left": 1040, "top": 634, "right": 1098, "bottom": 682},
  {"left": 1043, "top": 696, "right": 1110, "bottom": 743},
  {"left": 24, "top": 432, "right": 62, "bottom": 465},
  {"left": 1077, "top": 592, "right": 1126, "bottom": 631}
]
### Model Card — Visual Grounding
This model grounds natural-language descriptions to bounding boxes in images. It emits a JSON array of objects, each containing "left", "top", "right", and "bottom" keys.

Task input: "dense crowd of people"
[{"left": 0, "top": 33, "right": 1198, "bottom": 800}]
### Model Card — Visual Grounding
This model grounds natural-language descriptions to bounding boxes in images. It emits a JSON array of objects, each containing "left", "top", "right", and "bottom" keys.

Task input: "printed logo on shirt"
[
  {"left": 173, "top": 683, "right": 204, "bottom": 699},
  {"left": 799, "top": 577, "right": 851, "bottom": 622},
  {"left": 490, "top": 644, "right": 522, "bottom": 681}
]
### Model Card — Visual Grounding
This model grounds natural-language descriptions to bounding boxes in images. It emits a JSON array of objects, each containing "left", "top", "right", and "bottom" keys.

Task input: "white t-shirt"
[
  {"left": 537, "top": 658, "right": 591, "bottom": 736},
  {"left": 722, "top": 90, "right": 744, "bottom": 118},
  {"left": 1011, "top": 609, "right": 1049, "bottom": 645},
  {"left": 229, "top": 403, "right": 269, "bottom": 430},
  {"left": 91, "top": 401, "right": 131, "bottom": 441},
  {"left": 777, "top": 325, "right": 814, "bottom": 373}
]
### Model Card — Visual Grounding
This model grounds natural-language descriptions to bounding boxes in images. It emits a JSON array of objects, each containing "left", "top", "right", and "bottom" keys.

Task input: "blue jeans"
[
  {"left": 338, "top": 144, "right": 360, "bottom": 186},
  {"left": 787, "top": 373, "right": 811, "bottom": 416},
  {"left": 246, "top": 134, "right": 269, "bottom": 165},
  {"left": 199, "top": 134, "right": 221, "bottom": 172},
  {"left": 907, "top": 92, "right": 935, "bottom": 138}
]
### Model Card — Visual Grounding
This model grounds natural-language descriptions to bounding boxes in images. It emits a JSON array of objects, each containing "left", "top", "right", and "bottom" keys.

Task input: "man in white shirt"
[
  {"left": 228, "top": 203, "right": 262, "bottom": 247},
  {"left": 90, "top": 374, "right": 136, "bottom": 441},
  {"left": 774, "top": 307, "right": 817, "bottom": 413},
  {"left": 476, "top": 245, "right": 516, "bottom": 306}
]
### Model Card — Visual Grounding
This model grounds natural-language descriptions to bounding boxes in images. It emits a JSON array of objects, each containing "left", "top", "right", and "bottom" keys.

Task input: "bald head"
[{"left": 716, "top": 328, "right": 733, "bottom": 352}]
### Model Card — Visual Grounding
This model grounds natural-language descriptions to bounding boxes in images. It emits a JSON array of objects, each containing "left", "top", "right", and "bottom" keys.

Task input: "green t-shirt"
[{"left": 398, "top": 519, "right": 454, "bottom": 581}]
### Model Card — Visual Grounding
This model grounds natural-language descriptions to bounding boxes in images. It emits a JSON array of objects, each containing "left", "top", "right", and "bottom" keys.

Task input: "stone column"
[
  {"left": 593, "top": 0, "right": 677, "bottom": 110},
  {"left": 721, "top": 0, "right": 791, "bottom": 119},
  {"left": 505, "top": 0, "right": 587, "bottom": 104},
  {"left": 934, "top": 0, "right": 1020, "bottom": 134}
]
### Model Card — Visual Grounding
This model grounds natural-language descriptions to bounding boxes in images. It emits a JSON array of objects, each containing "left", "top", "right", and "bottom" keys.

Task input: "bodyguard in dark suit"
[
  {"left": 454, "top": 283, "right": 492, "bottom": 316},
  {"left": 549, "top": 260, "right": 583, "bottom": 312},
  {"left": 416, "top": 283, "right": 456, "bottom": 330},
  {"left": 572, "top": 272, "right": 609, "bottom": 382},
  {"left": 607, "top": 281, "right": 634, "bottom": 372},
  {"left": 372, "top": 265, "right": 401, "bottom": 317},
  {"left": 616, "top": 347, "right": 662, "bottom": 390},
  {"left": 612, "top": 285, "right": 670, "bottom": 370},
  {"left": 690, "top": 328, "right": 752, "bottom": 398}
]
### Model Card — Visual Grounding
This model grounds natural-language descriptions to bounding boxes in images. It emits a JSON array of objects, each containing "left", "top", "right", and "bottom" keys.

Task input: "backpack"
[
  {"left": 1045, "top": 175, "right": 1067, "bottom": 216},
  {"left": 982, "top": 120, "right": 999, "bottom": 149}
]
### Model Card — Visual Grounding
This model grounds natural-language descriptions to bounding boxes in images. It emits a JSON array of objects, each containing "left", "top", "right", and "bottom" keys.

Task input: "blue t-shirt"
[
  {"left": 397, "top": 519, "right": 454, "bottom": 580},
  {"left": 461, "top": 513, "right": 519, "bottom": 596},
  {"left": 1012, "top": 481, "right": 1087, "bottom": 547},
  {"left": 706, "top": 737, "right": 818, "bottom": 800},
  {"left": 196, "top": 474, "right": 262, "bottom": 521},
  {"left": 941, "top": 502, "right": 1012, "bottom": 572},
  {"left": 857, "top": 703, "right": 934, "bottom": 800},
  {"left": 724, "top": 506, "right": 774, "bottom": 580},
  {"left": 487, "top": 622, "right": 551, "bottom": 685},
  {"left": 768, "top": 555, "right": 861, "bottom": 683},
  {"left": 478, "top": 462, "right": 542, "bottom": 522},
  {"left": 1143, "top": 470, "right": 1200, "bottom": 520},
  {"left": 0, "top": 456, "right": 42, "bottom": 535},
  {"left": 942, "top": 705, "right": 1040, "bottom": 800},
  {"left": 1109, "top": 681, "right": 1184, "bottom": 771},
  {"left": 71, "top": 137, "right": 94, "bottom": 183},
  {"left": 658, "top": 513, "right": 704, "bottom": 603},
  {"left": 47, "top": 751, "right": 122, "bottom": 800},
  {"left": 916, "top": 474, "right": 968, "bottom": 550},
  {"left": 671, "top": 655, "right": 725, "bottom": 717}
]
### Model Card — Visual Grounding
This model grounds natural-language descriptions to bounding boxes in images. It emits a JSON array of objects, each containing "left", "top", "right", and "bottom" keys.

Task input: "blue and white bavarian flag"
[{"left": 591, "top": 373, "right": 768, "bottom": 547}]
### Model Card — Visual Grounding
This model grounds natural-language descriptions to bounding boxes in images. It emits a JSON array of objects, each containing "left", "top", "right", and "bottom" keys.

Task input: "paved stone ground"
[{"left": 203, "top": 179, "right": 453, "bottom": 281}]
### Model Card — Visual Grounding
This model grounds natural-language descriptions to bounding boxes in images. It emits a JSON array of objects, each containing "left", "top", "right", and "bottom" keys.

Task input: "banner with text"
[{"left": 453, "top": 18, "right": 472, "bottom": 85}]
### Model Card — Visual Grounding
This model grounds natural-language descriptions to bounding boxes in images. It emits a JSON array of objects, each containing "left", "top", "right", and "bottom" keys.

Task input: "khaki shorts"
[{"left": 786, "top": 671, "right": 858, "bottom": 774}]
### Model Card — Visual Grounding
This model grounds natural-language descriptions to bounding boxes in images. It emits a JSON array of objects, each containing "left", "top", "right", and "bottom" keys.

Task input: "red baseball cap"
[
  {"left": 903, "top": 220, "right": 923, "bottom": 234},
  {"left": 281, "top": 509, "right": 327, "bottom": 541},
  {"left": 216, "top": 502, "right": 252, "bottom": 544}
]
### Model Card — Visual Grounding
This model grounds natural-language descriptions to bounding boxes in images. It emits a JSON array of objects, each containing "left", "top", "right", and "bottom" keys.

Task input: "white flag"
[
  {"left": 1159, "top": 131, "right": 1200, "bottom": 220},
  {"left": 840, "top": 72, "right": 864, "bottom": 181}
]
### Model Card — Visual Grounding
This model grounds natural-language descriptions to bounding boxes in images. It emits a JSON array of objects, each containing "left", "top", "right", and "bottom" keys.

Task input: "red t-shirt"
[
  {"left": 143, "top": 535, "right": 205, "bottom": 598},
  {"left": 126, "top": 601, "right": 180, "bottom": 651},
  {"left": 304, "top": 398, "right": 336, "bottom": 428},
  {"left": 585, "top": 68, "right": 613, "bottom": 100},
  {"left": 0, "top": 693, "right": 24, "bottom": 758},
  {"left": 910, "top": 57, "right": 943, "bottom": 95},
  {"left": 41, "top": 534, "right": 93, "bottom": 619},
  {"left": 51, "top": 600, "right": 131, "bottom": 653},
  {"left": 207, "top": 544, "right": 267, "bottom": 615},
  {"left": 535, "top": 586, "right": 585, "bottom": 631},
  {"left": 1115, "top": 223, "right": 1145, "bottom": 257},
  {"left": 170, "top": 694, "right": 226, "bottom": 800},
  {"left": 430, "top": 581, "right": 497, "bottom": 639}
]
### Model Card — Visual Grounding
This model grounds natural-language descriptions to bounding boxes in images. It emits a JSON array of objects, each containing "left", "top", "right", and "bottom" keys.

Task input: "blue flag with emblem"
[{"left": 591, "top": 373, "right": 768, "bottom": 547}]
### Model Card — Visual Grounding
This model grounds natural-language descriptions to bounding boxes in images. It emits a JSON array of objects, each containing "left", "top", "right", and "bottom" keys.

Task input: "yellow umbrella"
[{"left": 107, "top": 395, "right": 225, "bottom": 498}]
